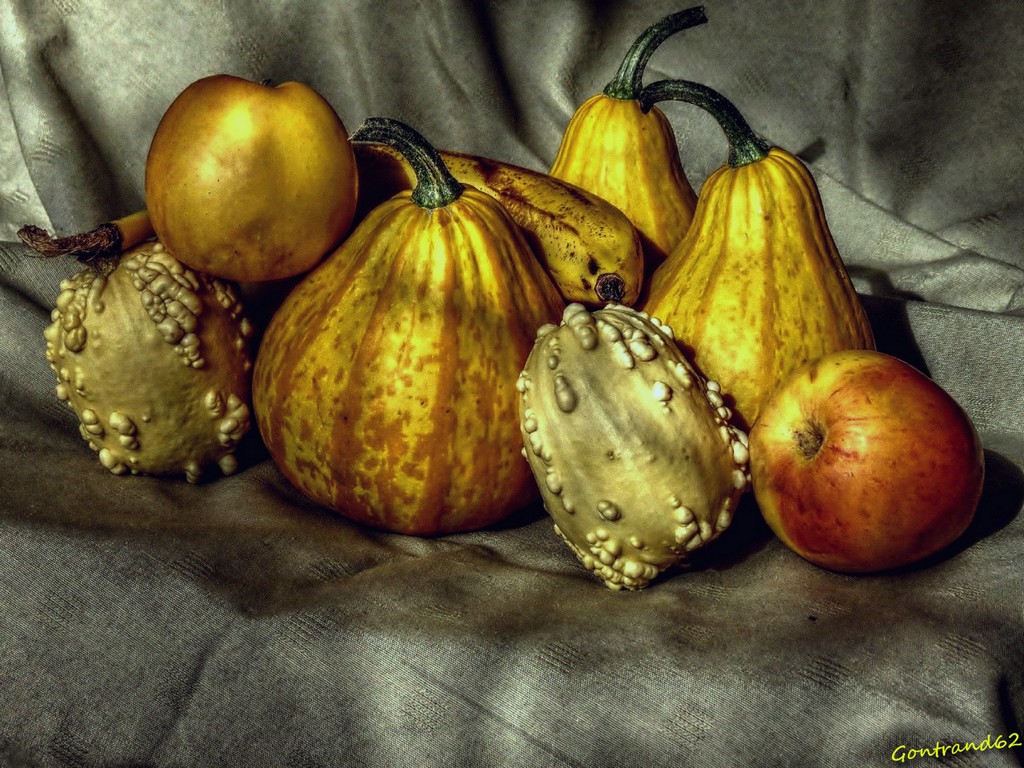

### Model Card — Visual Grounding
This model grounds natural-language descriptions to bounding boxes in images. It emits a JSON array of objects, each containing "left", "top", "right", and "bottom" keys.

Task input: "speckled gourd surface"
[
  {"left": 643, "top": 146, "right": 875, "bottom": 430},
  {"left": 550, "top": 96, "right": 696, "bottom": 272},
  {"left": 638, "top": 78, "right": 875, "bottom": 430},
  {"left": 43, "top": 240, "right": 254, "bottom": 482},
  {"left": 352, "top": 142, "right": 644, "bottom": 307},
  {"left": 251, "top": 117, "right": 565, "bottom": 536},
  {"left": 517, "top": 303, "right": 751, "bottom": 590},
  {"left": 548, "top": 8, "right": 706, "bottom": 272}
]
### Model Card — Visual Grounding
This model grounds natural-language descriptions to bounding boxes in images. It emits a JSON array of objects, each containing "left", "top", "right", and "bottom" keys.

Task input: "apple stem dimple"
[{"left": 795, "top": 419, "right": 825, "bottom": 460}]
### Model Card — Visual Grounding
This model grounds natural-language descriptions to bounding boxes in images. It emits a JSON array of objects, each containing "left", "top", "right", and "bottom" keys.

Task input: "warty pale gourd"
[
  {"left": 43, "top": 240, "right": 254, "bottom": 482},
  {"left": 517, "top": 303, "right": 750, "bottom": 590}
]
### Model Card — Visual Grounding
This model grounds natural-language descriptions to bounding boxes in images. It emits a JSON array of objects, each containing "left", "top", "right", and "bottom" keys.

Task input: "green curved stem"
[
  {"left": 351, "top": 117, "right": 463, "bottom": 209},
  {"left": 640, "top": 78, "right": 771, "bottom": 167},
  {"left": 603, "top": 6, "right": 708, "bottom": 100}
]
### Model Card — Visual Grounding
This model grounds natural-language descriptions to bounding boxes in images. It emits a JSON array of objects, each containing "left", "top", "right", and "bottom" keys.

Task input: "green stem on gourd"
[
  {"left": 351, "top": 117, "right": 463, "bottom": 209},
  {"left": 639, "top": 78, "right": 770, "bottom": 167},
  {"left": 602, "top": 6, "right": 708, "bottom": 101}
]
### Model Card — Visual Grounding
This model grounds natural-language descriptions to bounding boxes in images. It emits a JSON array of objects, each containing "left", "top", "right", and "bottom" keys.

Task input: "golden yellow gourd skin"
[
  {"left": 642, "top": 147, "right": 875, "bottom": 431},
  {"left": 252, "top": 186, "right": 564, "bottom": 536},
  {"left": 353, "top": 142, "right": 644, "bottom": 306},
  {"left": 550, "top": 95, "right": 697, "bottom": 272}
]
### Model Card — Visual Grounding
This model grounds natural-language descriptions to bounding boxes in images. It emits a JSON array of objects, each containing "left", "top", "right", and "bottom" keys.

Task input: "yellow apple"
[
  {"left": 145, "top": 74, "right": 358, "bottom": 282},
  {"left": 748, "top": 349, "right": 984, "bottom": 573}
]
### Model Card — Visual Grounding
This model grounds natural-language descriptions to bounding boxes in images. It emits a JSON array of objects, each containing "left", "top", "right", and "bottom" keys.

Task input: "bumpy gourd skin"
[
  {"left": 44, "top": 241, "right": 254, "bottom": 482},
  {"left": 145, "top": 75, "right": 358, "bottom": 282},
  {"left": 353, "top": 142, "right": 644, "bottom": 306},
  {"left": 517, "top": 303, "right": 750, "bottom": 590},
  {"left": 253, "top": 119, "right": 564, "bottom": 536}
]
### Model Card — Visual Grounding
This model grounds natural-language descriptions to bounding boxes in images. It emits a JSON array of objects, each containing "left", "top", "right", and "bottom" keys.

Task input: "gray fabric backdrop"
[{"left": 2, "top": 1, "right": 1023, "bottom": 766}]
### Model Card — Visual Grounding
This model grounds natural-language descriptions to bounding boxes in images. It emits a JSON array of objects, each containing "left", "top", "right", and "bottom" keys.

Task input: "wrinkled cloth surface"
[{"left": 2, "top": 1, "right": 1024, "bottom": 766}]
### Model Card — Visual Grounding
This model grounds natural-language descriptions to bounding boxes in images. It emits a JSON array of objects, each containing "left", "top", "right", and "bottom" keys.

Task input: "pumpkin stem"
[
  {"left": 602, "top": 6, "right": 708, "bottom": 101},
  {"left": 639, "top": 79, "right": 770, "bottom": 167},
  {"left": 351, "top": 117, "right": 463, "bottom": 209}
]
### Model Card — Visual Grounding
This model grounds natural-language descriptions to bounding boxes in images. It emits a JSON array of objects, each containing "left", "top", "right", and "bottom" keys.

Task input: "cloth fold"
[{"left": 3, "top": 1, "right": 1023, "bottom": 766}]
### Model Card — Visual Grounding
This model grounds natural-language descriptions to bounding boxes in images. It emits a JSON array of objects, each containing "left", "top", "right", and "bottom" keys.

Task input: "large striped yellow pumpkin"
[
  {"left": 550, "top": 7, "right": 705, "bottom": 273},
  {"left": 641, "top": 80, "right": 874, "bottom": 431},
  {"left": 252, "top": 118, "right": 564, "bottom": 535}
]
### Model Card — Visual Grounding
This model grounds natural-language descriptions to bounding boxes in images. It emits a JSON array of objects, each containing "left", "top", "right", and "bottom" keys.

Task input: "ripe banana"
[{"left": 353, "top": 142, "right": 644, "bottom": 306}]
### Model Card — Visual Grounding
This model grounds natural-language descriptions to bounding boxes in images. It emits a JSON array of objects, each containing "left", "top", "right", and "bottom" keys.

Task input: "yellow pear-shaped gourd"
[
  {"left": 641, "top": 79, "right": 874, "bottom": 430},
  {"left": 252, "top": 118, "right": 564, "bottom": 535},
  {"left": 550, "top": 7, "right": 705, "bottom": 273}
]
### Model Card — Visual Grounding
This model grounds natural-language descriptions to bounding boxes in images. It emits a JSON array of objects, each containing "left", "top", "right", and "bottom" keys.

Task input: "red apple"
[{"left": 748, "top": 349, "right": 984, "bottom": 573}]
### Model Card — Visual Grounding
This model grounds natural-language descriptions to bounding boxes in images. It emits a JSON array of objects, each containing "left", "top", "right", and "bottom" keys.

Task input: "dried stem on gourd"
[
  {"left": 351, "top": 117, "right": 463, "bottom": 210},
  {"left": 640, "top": 78, "right": 770, "bottom": 167},
  {"left": 17, "top": 209, "right": 155, "bottom": 261},
  {"left": 602, "top": 6, "right": 708, "bottom": 101}
]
